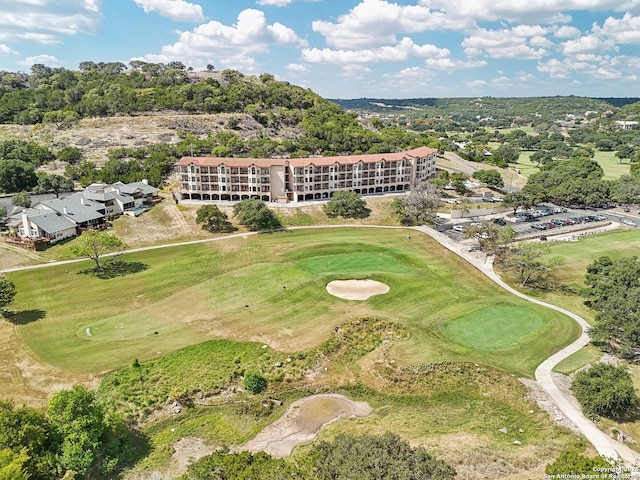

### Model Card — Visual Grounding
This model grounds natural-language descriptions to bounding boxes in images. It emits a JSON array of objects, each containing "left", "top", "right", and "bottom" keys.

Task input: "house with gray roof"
[{"left": 5, "top": 180, "right": 159, "bottom": 246}]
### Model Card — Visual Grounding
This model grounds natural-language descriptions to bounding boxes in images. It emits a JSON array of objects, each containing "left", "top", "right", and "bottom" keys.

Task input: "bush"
[
  {"left": 323, "top": 190, "right": 369, "bottom": 218},
  {"left": 572, "top": 363, "right": 638, "bottom": 419},
  {"left": 243, "top": 371, "right": 267, "bottom": 394},
  {"left": 195, "top": 204, "right": 235, "bottom": 233},
  {"left": 310, "top": 432, "right": 456, "bottom": 480},
  {"left": 11, "top": 191, "right": 31, "bottom": 208},
  {"left": 233, "top": 199, "right": 281, "bottom": 231},
  {"left": 546, "top": 448, "right": 611, "bottom": 476}
]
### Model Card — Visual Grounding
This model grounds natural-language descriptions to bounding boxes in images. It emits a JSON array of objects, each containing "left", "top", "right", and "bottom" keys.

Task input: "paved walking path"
[
  {"left": 414, "top": 225, "right": 640, "bottom": 465},
  {"left": 4, "top": 223, "right": 640, "bottom": 465}
]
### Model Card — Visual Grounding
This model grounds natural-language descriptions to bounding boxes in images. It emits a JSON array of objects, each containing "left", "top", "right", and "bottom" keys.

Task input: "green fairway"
[
  {"left": 547, "top": 229, "right": 640, "bottom": 289},
  {"left": 442, "top": 304, "right": 543, "bottom": 350},
  {"left": 8, "top": 228, "right": 579, "bottom": 377}
]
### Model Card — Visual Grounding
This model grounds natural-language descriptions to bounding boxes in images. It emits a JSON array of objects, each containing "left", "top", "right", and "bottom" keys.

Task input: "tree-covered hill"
[{"left": 333, "top": 96, "right": 640, "bottom": 130}]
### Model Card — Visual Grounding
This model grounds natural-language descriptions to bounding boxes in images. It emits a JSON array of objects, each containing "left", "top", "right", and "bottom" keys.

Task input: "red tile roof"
[{"left": 176, "top": 147, "right": 437, "bottom": 169}]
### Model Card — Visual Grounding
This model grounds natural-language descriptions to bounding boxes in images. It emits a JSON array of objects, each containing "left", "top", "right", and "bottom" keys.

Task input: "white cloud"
[
  {"left": 537, "top": 58, "right": 570, "bottom": 78},
  {"left": 419, "top": 0, "right": 640, "bottom": 25},
  {"left": 312, "top": 0, "right": 470, "bottom": 49},
  {"left": 0, "top": 1, "right": 102, "bottom": 44},
  {"left": 141, "top": 9, "right": 306, "bottom": 72},
  {"left": 132, "top": 0, "right": 205, "bottom": 22},
  {"left": 0, "top": 44, "right": 15, "bottom": 55},
  {"left": 425, "top": 58, "right": 487, "bottom": 70},
  {"left": 286, "top": 63, "right": 309, "bottom": 72},
  {"left": 19, "top": 54, "right": 63, "bottom": 67},
  {"left": 593, "top": 14, "right": 640, "bottom": 44},
  {"left": 554, "top": 25, "right": 582, "bottom": 39},
  {"left": 302, "top": 37, "right": 449, "bottom": 65},
  {"left": 561, "top": 34, "right": 616, "bottom": 54},
  {"left": 465, "top": 79, "right": 488, "bottom": 88},
  {"left": 257, "top": 0, "right": 293, "bottom": 6},
  {"left": 341, "top": 64, "right": 372, "bottom": 79},
  {"left": 462, "top": 26, "right": 549, "bottom": 59},
  {"left": 594, "top": 66, "right": 622, "bottom": 78}
]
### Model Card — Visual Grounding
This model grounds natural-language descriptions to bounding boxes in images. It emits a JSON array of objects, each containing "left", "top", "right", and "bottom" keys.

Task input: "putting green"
[
  {"left": 297, "top": 251, "right": 411, "bottom": 275},
  {"left": 442, "top": 304, "right": 544, "bottom": 351}
]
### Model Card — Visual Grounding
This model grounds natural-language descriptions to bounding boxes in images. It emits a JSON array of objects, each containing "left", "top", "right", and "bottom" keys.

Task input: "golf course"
[{"left": 7, "top": 227, "right": 579, "bottom": 378}]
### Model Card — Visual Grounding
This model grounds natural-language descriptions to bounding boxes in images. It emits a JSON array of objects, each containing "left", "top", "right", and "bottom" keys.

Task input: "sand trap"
[
  {"left": 326, "top": 279, "right": 390, "bottom": 300},
  {"left": 239, "top": 393, "right": 371, "bottom": 457}
]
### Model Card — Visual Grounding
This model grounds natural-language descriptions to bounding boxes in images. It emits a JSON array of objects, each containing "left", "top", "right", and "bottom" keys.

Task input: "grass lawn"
[
  {"left": 530, "top": 229, "right": 640, "bottom": 374},
  {"left": 591, "top": 150, "right": 630, "bottom": 180},
  {"left": 8, "top": 227, "right": 578, "bottom": 378}
]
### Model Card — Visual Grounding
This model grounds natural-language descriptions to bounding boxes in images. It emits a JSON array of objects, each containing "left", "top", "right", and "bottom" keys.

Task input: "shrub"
[
  {"left": 243, "top": 371, "right": 267, "bottom": 394},
  {"left": 323, "top": 190, "right": 369, "bottom": 218},
  {"left": 572, "top": 363, "right": 638, "bottom": 419}
]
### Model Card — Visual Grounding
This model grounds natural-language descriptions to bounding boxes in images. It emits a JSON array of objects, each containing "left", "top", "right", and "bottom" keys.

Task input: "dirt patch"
[
  {"left": 0, "top": 319, "right": 98, "bottom": 408},
  {"left": 238, "top": 393, "right": 372, "bottom": 457},
  {"left": 326, "top": 279, "right": 390, "bottom": 300},
  {"left": 172, "top": 436, "right": 215, "bottom": 473}
]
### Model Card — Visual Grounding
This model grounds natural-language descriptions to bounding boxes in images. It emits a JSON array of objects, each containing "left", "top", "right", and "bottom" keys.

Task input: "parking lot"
[{"left": 444, "top": 204, "right": 639, "bottom": 242}]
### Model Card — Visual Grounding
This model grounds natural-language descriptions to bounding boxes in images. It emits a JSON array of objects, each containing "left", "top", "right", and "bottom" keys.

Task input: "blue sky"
[{"left": 1, "top": 1, "right": 640, "bottom": 98}]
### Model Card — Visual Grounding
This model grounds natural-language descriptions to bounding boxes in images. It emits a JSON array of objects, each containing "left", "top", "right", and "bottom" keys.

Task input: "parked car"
[
  {"left": 492, "top": 218, "right": 507, "bottom": 225},
  {"left": 452, "top": 225, "right": 466, "bottom": 232}
]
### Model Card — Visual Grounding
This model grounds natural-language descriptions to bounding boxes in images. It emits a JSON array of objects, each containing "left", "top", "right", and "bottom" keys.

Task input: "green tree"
[
  {"left": 243, "top": 371, "right": 267, "bottom": 394},
  {"left": 310, "top": 432, "right": 456, "bottom": 480},
  {"left": 616, "top": 144, "right": 635, "bottom": 163},
  {"left": 391, "top": 182, "right": 440, "bottom": 225},
  {"left": 583, "top": 256, "right": 640, "bottom": 360},
  {"left": 0, "top": 161, "right": 37, "bottom": 193},
  {"left": 0, "top": 448, "right": 29, "bottom": 480},
  {"left": 501, "top": 191, "right": 534, "bottom": 215},
  {"left": 11, "top": 192, "right": 31, "bottom": 208},
  {"left": 572, "top": 363, "right": 638, "bottom": 419},
  {"left": 0, "top": 276, "right": 16, "bottom": 312},
  {"left": 0, "top": 206, "right": 6, "bottom": 218},
  {"left": 66, "top": 230, "right": 125, "bottom": 271},
  {"left": 464, "top": 223, "right": 517, "bottom": 261},
  {"left": 0, "top": 401, "right": 57, "bottom": 479},
  {"left": 42, "top": 110, "right": 80, "bottom": 130},
  {"left": 181, "top": 449, "right": 308, "bottom": 480},
  {"left": 546, "top": 448, "right": 611, "bottom": 476},
  {"left": 503, "top": 242, "right": 565, "bottom": 288},
  {"left": 35, "top": 174, "right": 74, "bottom": 197},
  {"left": 492, "top": 144, "right": 520, "bottom": 165},
  {"left": 195, "top": 205, "right": 235, "bottom": 233},
  {"left": 323, "top": 190, "right": 370, "bottom": 218},
  {"left": 472, "top": 169, "right": 504, "bottom": 188},
  {"left": 56, "top": 146, "right": 82, "bottom": 165},
  {"left": 47, "top": 385, "right": 127, "bottom": 478},
  {"left": 233, "top": 199, "right": 281, "bottom": 231}
]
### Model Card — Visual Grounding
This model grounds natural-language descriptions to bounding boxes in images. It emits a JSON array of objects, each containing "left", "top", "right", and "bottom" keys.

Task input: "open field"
[
  {"left": 515, "top": 149, "right": 630, "bottom": 181},
  {"left": 6, "top": 228, "right": 578, "bottom": 380}
]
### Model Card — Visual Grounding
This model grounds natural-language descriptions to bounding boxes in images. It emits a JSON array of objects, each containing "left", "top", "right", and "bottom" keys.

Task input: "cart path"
[{"left": 413, "top": 225, "right": 640, "bottom": 465}]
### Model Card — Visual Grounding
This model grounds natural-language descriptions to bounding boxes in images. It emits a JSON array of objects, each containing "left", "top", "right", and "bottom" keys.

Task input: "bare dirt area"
[
  {"left": 0, "top": 112, "right": 266, "bottom": 164},
  {"left": 238, "top": 393, "right": 372, "bottom": 457},
  {"left": 0, "top": 319, "right": 98, "bottom": 408},
  {"left": 111, "top": 196, "right": 210, "bottom": 248},
  {"left": 326, "top": 279, "right": 390, "bottom": 300},
  {"left": 0, "top": 243, "right": 43, "bottom": 271}
]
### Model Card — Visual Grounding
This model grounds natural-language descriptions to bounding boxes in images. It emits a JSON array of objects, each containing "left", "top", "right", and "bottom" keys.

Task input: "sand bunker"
[
  {"left": 326, "top": 279, "right": 390, "bottom": 300},
  {"left": 240, "top": 393, "right": 371, "bottom": 457}
]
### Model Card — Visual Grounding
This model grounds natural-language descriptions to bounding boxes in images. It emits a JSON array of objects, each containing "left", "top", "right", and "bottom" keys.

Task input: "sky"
[{"left": 1, "top": 1, "right": 640, "bottom": 99}]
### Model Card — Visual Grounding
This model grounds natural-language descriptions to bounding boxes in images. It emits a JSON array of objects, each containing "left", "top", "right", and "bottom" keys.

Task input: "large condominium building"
[{"left": 175, "top": 146, "right": 438, "bottom": 203}]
